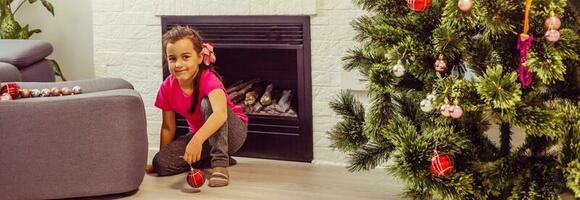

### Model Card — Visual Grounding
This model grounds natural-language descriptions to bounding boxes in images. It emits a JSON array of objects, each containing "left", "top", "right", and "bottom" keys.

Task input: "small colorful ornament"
[
  {"left": 0, "top": 93, "right": 12, "bottom": 101},
  {"left": 434, "top": 54, "right": 447, "bottom": 73},
  {"left": 392, "top": 60, "right": 405, "bottom": 77},
  {"left": 187, "top": 168, "right": 205, "bottom": 188},
  {"left": 1, "top": 82, "right": 20, "bottom": 99},
  {"left": 544, "top": 13, "right": 561, "bottom": 30},
  {"left": 72, "top": 86, "right": 82, "bottom": 94},
  {"left": 61, "top": 87, "right": 72, "bottom": 96},
  {"left": 517, "top": 0, "right": 534, "bottom": 88},
  {"left": 544, "top": 29, "right": 560, "bottom": 43},
  {"left": 41, "top": 88, "right": 51, "bottom": 97},
  {"left": 31, "top": 89, "right": 41, "bottom": 97},
  {"left": 420, "top": 99, "right": 434, "bottom": 112},
  {"left": 406, "top": 0, "right": 431, "bottom": 12},
  {"left": 50, "top": 87, "right": 61, "bottom": 96},
  {"left": 440, "top": 98, "right": 451, "bottom": 117},
  {"left": 426, "top": 93, "right": 436, "bottom": 101},
  {"left": 430, "top": 151, "right": 454, "bottom": 176},
  {"left": 449, "top": 100, "right": 464, "bottom": 119},
  {"left": 517, "top": 35, "right": 534, "bottom": 88},
  {"left": 20, "top": 89, "right": 31, "bottom": 98},
  {"left": 457, "top": 0, "right": 473, "bottom": 12}
]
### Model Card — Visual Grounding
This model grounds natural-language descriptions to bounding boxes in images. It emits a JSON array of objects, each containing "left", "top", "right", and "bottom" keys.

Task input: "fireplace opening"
[{"left": 162, "top": 16, "right": 312, "bottom": 162}]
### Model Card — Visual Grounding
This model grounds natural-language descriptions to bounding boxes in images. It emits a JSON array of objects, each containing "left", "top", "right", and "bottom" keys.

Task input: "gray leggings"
[{"left": 152, "top": 97, "right": 247, "bottom": 176}]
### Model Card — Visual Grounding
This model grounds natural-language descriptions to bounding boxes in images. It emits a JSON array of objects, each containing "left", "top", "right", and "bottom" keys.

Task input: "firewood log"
[
  {"left": 226, "top": 80, "right": 244, "bottom": 93},
  {"left": 230, "top": 83, "right": 255, "bottom": 104},
  {"left": 227, "top": 79, "right": 260, "bottom": 95},
  {"left": 260, "top": 84, "right": 274, "bottom": 106},
  {"left": 244, "top": 85, "right": 264, "bottom": 106},
  {"left": 276, "top": 90, "right": 293, "bottom": 112},
  {"left": 244, "top": 91, "right": 258, "bottom": 106},
  {"left": 253, "top": 102, "right": 264, "bottom": 112}
]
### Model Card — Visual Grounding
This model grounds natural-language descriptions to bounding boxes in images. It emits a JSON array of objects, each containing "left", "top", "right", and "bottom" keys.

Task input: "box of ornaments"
[{"left": 0, "top": 82, "right": 82, "bottom": 102}]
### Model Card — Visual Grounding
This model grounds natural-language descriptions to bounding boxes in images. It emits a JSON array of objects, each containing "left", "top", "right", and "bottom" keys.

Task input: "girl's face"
[{"left": 166, "top": 38, "right": 203, "bottom": 83}]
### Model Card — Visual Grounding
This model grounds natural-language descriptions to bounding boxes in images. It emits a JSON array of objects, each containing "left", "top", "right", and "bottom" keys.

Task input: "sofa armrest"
[
  {"left": 0, "top": 62, "right": 21, "bottom": 82},
  {"left": 11, "top": 78, "right": 134, "bottom": 94},
  {"left": 0, "top": 89, "right": 148, "bottom": 199}
]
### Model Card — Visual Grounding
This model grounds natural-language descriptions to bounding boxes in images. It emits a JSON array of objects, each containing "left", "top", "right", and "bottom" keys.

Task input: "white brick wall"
[{"left": 92, "top": 0, "right": 365, "bottom": 165}]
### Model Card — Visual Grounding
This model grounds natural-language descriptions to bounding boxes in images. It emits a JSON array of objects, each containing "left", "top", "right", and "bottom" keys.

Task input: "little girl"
[{"left": 148, "top": 26, "right": 248, "bottom": 187}]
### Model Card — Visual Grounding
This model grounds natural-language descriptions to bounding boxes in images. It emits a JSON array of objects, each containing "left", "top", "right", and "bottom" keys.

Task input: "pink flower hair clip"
[{"left": 201, "top": 42, "right": 216, "bottom": 65}]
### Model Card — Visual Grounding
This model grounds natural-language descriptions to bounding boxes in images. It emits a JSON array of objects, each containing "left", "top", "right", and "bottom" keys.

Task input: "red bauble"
[
  {"left": 187, "top": 169, "right": 205, "bottom": 188},
  {"left": 407, "top": 0, "right": 431, "bottom": 12},
  {"left": 1, "top": 82, "right": 20, "bottom": 99},
  {"left": 430, "top": 153, "right": 454, "bottom": 176}
]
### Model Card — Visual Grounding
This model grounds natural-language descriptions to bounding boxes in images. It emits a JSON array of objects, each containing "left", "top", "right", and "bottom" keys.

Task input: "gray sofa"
[
  {"left": 0, "top": 39, "right": 56, "bottom": 82},
  {"left": 0, "top": 78, "right": 148, "bottom": 199}
]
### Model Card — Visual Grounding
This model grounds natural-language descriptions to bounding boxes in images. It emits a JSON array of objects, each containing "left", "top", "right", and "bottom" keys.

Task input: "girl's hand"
[{"left": 183, "top": 137, "right": 203, "bottom": 164}]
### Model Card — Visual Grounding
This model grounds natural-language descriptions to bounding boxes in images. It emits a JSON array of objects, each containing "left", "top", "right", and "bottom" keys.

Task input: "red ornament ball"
[
  {"left": 407, "top": 0, "right": 431, "bottom": 12},
  {"left": 187, "top": 169, "right": 205, "bottom": 188},
  {"left": 1, "top": 82, "right": 20, "bottom": 99},
  {"left": 430, "top": 153, "right": 454, "bottom": 176}
]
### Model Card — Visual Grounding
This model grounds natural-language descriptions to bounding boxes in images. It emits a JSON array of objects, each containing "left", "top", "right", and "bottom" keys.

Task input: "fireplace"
[{"left": 161, "top": 16, "right": 312, "bottom": 162}]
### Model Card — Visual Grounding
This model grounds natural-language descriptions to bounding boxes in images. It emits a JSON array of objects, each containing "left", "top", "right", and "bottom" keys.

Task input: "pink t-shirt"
[{"left": 155, "top": 70, "right": 248, "bottom": 133}]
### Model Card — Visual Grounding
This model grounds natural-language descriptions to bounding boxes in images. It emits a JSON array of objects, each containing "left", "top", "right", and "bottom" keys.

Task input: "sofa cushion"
[
  {"left": 0, "top": 39, "right": 53, "bottom": 68},
  {"left": 0, "top": 62, "right": 22, "bottom": 82},
  {"left": 19, "top": 59, "right": 55, "bottom": 82}
]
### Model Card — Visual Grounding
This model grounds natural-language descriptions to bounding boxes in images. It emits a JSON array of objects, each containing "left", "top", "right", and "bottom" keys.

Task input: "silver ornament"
[
  {"left": 72, "top": 86, "right": 82, "bottom": 94},
  {"left": 545, "top": 29, "right": 560, "bottom": 43},
  {"left": 420, "top": 99, "right": 434, "bottom": 112},
  {"left": 1, "top": 93, "right": 12, "bottom": 101},
  {"left": 41, "top": 88, "right": 51, "bottom": 97},
  {"left": 426, "top": 93, "right": 436, "bottom": 101},
  {"left": 31, "top": 89, "right": 41, "bottom": 97},
  {"left": 392, "top": 60, "right": 405, "bottom": 77}
]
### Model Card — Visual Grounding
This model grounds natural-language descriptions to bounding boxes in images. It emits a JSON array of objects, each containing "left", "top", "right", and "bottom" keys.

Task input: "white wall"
[{"left": 12, "top": 0, "right": 94, "bottom": 81}]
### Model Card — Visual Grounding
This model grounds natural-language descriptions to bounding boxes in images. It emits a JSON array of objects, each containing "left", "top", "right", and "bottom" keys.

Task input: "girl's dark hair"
[{"left": 162, "top": 25, "right": 222, "bottom": 114}]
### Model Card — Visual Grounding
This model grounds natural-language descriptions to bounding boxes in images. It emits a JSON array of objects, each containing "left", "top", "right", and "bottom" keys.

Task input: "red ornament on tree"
[
  {"left": 407, "top": 0, "right": 431, "bottom": 12},
  {"left": 430, "top": 151, "right": 454, "bottom": 176},
  {"left": 1, "top": 82, "right": 21, "bottom": 99},
  {"left": 187, "top": 168, "right": 205, "bottom": 188}
]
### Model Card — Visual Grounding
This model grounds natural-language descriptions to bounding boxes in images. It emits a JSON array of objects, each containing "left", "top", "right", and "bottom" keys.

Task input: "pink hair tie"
[{"left": 201, "top": 42, "right": 216, "bottom": 65}]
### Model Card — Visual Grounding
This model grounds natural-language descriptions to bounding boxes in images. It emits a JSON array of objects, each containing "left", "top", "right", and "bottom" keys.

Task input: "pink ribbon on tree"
[
  {"left": 517, "top": 34, "right": 533, "bottom": 88},
  {"left": 201, "top": 42, "right": 216, "bottom": 66}
]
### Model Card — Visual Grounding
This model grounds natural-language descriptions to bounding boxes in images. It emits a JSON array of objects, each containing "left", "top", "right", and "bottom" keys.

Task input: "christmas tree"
[{"left": 328, "top": 0, "right": 579, "bottom": 199}]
